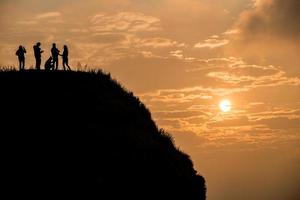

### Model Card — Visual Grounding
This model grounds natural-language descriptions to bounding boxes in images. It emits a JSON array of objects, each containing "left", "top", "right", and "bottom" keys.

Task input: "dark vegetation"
[{"left": 1, "top": 70, "right": 206, "bottom": 199}]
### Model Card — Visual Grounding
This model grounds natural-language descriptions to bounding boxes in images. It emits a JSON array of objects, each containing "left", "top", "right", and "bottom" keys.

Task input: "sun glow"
[{"left": 219, "top": 99, "right": 232, "bottom": 112}]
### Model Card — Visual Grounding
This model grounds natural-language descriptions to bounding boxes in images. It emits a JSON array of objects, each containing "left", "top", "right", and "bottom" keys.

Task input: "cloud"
[
  {"left": 194, "top": 35, "right": 229, "bottom": 49},
  {"left": 90, "top": 12, "right": 161, "bottom": 33},
  {"left": 138, "top": 56, "right": 300, "bottom": 105},
  {"left": 139, "top": 51, "right": 166, "bottom": 59},
  {"left": 7, "top": 9, "right": 186, "bottom": 67},
  {"left": 138, "top": 55, "right": 300, "bottom": 145},
  {"left": 36, "top": 12, "right": 61, "bottom": 19},
  {"left": 204, "top": 58, "right": 300, "bottom": 88},
  {"left": 16, "top": 11, "right": 63, "bottom": 26},
  {"left": 207, "top": 64, "right": 281, "bottom": 84},
  {"left": 252, "top": 108, "right": 300, "bottom": 117},
  {"left": 258, "top": 117, "right": 300, "bottom": 130},
  {"left": 141, "top": 86, "right": 248, "bottom": 105},
  {"left": 90, "top": 33, "right": 126, "bottom": 43},
  {"left": 70, "top": 29, "right": 89, "bottom": 33},
  {"left": 144, "top": 85, "right": 300, "bottom": 149},
  {"left": 134, "top": 38, "right": 185, "bottom": 48},
  {"left": 153, "top": 110, "right": 207, "bottom": 119},
  {"left": 223, "top": 29, "right": 240, "bottom": 35},
  {"left": 17, "top": 20, "right": 38, "bottom": 25},
  {"left": 148, "top": 95, "right": 300, "bottom": 153},
  {"left": 235, "top": 0, "right": 300, "bottom": 39},
  {"left": 170, "top": 50, "right": 184, "bottom": 59}
]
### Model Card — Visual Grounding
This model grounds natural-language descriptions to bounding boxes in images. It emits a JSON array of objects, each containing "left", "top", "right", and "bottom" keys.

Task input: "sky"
[{"left": 1, "top": 0, "right": 300, "bottom": 199}]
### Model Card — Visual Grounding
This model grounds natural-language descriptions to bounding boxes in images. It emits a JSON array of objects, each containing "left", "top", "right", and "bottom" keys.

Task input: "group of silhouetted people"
[{"left": 16, "top": 42, "right": 71, "bottom": 71}]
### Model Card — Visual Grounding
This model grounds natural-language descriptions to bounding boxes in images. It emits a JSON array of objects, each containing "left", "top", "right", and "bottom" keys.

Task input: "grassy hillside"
[{"left": 0, "top": 70, "right": 206, "bottom": 199}]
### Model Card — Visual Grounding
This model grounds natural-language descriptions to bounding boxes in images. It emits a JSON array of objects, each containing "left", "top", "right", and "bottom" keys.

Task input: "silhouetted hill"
[{"left": 0, "top": 70, "right": 206, "bottom": 199}]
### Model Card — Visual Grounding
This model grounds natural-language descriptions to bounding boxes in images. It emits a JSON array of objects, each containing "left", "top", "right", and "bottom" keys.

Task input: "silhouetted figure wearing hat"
[
  {"left": 33, "top": 42, "right": 44, "bottom": 70},
  {"left": 61, "top": 45, "right": 71, "bottom": 71},
  {"left": 16, "top": 45, "right": 26, "bottom": 71},
  {"left": 51, "top": 43, "right": 60, "bottom": 70},
  {"left": 45, "top": 56, "right": 54, "bottom": 71}
]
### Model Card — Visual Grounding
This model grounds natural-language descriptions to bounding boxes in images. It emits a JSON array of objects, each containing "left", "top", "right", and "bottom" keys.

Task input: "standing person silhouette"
[
  {"left": 33, "top": 42, "right": 44, "bottom": 70},
  {"left": 51, "top": 43, "right": 60, "bottom": 70},
  {"left": 15, "top": 45, "right": 26, "bottom": 71},
  {"left": 61, "top": 45, "right": 71, "bottom": 71}
]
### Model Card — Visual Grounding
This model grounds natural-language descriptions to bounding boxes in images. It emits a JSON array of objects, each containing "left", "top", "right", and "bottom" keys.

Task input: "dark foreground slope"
[{"left": 0, "top": 70, "right": 205, "bottom": 199}]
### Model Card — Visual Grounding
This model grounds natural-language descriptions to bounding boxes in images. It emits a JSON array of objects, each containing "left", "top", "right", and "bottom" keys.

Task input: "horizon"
[{"left": 1, "top": 0, "right": 300, "bottom": 199}]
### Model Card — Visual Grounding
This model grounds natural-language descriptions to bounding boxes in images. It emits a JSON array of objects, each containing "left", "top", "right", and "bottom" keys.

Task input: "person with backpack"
[{"left": 45, "top": 56, "right": 54, "bottom": 71}]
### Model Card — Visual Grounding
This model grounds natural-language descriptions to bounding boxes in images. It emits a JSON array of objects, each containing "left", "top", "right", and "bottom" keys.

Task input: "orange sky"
[{"left": 1, "top": 0, "right": 300, "bottom": 199}]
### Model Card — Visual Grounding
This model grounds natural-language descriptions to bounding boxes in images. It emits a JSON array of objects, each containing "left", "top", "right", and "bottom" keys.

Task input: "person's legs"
[
  {"left": 66, "top": 58, "right": 71, "bottom": 70},
  {"left": 36, "top": 58, "right": 41, "bottom": 70},
  {"left": 54, "top": 57, "right": 59, "bottom": 70},
  {"left": 62, "top": 61, "right": 66, "bottom": 70},
  {"left": 38, "top": 58, "right": 41, "bottom": 70},
  {"left": 18, "top": 58, "right": 22, "bottom": 71},
  {"left": 52, "top": 58, "right": 55, "bottom": 70},
  {"left": 22, "top": 58, "right": 25, "bottom": 70}
]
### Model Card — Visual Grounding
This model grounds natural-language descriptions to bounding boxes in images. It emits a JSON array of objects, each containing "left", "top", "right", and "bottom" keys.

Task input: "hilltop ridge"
[{"left": 1, "top": 70, "right": 206, "bottom": 199}]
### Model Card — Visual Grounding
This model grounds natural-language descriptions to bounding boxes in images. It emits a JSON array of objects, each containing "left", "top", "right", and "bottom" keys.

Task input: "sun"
[{"left": 219, "top": 99, "right": 232, "bottom": 112}]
